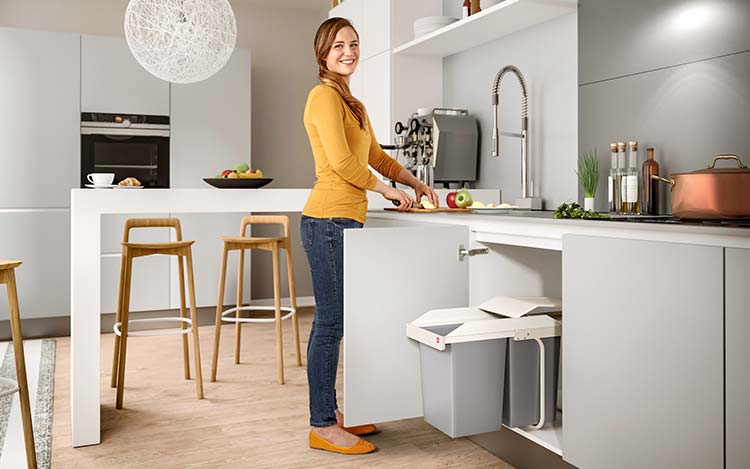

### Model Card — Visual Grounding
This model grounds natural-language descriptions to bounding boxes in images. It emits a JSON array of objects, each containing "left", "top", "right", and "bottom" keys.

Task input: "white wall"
[
  {"left": 0, "top": 0, "right": 329, "bottom": 301},
  {"left": 441, "top": 3, "right": 578, "bottom": 208}
]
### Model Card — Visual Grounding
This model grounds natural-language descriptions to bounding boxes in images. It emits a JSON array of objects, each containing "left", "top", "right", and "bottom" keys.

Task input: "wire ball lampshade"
[{"left": 124, "top": 0, "right": 237, "bottom": 84}]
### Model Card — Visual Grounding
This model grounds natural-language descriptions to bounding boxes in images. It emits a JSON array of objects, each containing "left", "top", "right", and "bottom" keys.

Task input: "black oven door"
[{"left": 80, "top": 133, "right": 169, "bottom": 188}]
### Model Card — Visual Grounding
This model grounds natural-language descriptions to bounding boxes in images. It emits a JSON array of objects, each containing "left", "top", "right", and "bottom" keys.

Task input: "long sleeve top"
[{"left": 302, "top": 85, "right": 404, "bottom": 224}]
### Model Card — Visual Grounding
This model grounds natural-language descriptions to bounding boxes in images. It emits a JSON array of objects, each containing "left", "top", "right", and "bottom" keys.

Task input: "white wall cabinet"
[
  {"left": 0, "top": 28, "right": 80, "bottom": 209},
  {"left": 0, "top": 211, "right": 70, "bottom": 320},
  {"left": 562, "top": 235, "right": 723, "bottom": 469},
  {"left": 170, "top": 48, "right": 251, "bottom": 187},
  {"left": 726, "top": 248, "right": 750, "bottom": 469},
  {"left": 81, "top": 35, "right": 169, "bottom": 116}
]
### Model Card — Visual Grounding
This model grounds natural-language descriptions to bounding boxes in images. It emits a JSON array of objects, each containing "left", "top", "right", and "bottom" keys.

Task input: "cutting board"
[{"left": 384, "top": 207, "right": 472, "bottom": 213}]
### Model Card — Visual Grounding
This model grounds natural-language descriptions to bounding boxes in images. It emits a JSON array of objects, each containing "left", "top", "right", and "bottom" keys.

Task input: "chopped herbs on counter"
[{"left": 553, "top": 202, "right": 610, "bottom": 220}]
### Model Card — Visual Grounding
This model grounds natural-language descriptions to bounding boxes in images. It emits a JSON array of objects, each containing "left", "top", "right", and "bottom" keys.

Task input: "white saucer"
[
  {"left": 113, "top": 185, "right": 143, "bottom": 189},
  {"left": 85, "top": 184, "right": 113, "bottom": 189}
]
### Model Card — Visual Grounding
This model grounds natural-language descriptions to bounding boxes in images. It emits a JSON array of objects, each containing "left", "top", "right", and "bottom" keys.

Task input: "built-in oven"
[{"left": 80, "top": 113, "right": 170, "bottom": 188}]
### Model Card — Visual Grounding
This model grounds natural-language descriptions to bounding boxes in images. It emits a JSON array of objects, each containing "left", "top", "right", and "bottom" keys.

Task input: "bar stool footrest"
[
  {"left": 221, "top": 305, "right": 296, "bottom": 323},
  {"left": 114, "top": 317, "right": 193, "bottom": 337}
]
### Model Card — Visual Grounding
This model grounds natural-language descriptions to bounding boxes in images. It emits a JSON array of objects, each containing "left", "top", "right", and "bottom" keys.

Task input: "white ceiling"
[{"left": 230, "top": 0, "right": 327, "bottom": 12}]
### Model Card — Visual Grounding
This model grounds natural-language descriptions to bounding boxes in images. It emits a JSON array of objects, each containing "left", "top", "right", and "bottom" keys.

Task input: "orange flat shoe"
[
  {"left": 309, "top": 430, "right": 376, "bottom": 455},
  {"left": 338, "top": 423, "right": 377, "bottom": 436}
]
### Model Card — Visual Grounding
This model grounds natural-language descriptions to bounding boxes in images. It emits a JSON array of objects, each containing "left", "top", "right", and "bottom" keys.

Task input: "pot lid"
[{"left": 675, "top": 154, "right": 750, "bottom": 175}]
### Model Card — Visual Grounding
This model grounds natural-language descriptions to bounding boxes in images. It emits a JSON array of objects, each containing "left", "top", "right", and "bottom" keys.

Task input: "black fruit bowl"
[{"left": 203, "top": 177, "right": 273, "bottom": 189}]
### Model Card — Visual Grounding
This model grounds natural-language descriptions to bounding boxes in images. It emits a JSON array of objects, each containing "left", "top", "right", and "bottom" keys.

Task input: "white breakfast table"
[{"left": 70, "top": 188, "right": 316, "bottom": 447}]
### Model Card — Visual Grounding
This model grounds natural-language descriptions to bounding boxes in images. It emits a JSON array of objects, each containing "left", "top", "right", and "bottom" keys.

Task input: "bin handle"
[{"left": 529, "top": 338, "right": 545, "bottom": 430}]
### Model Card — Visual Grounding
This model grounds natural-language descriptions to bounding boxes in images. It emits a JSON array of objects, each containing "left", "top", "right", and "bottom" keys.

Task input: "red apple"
[
  {"left": 446, "top": 191, "right": 458, "bottom": 209},
  {"left": 221, "top": 169, "right": 233, "bottom": 178}
]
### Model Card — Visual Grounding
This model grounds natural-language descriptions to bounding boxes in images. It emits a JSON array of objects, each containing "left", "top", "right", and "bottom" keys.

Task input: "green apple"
[
  {"left": 234, "top": 162, "right": 250, "bottom": 173},
  {"left": 455, "top": 189, "right": 473, "bottom": 208}
]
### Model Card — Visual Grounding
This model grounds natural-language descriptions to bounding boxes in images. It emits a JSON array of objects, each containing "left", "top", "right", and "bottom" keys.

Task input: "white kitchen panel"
[
  {"left": 100, "top": 254, "right": 170, "bottom": 314},
  {"left": 0, "top": 211, "right": 70, "bottom": 319},
  {"left": 100, "top": 213, "right": 171, "bottom": 254},
  {"left": 360, "top": 0, "right": 391, "bottom": 60},
  {"left": 360, "top": 51, "right": 392, "bottom": 147},
  {"left": 343, "top": 224, "right": 470, "bottom": 427},
  {"left": 168, "top": 213, "right": 250, "bottom": 309},
  {"left": 81, "top": 35, "right": 169, "bottom": 116},
  {"left": 170, "top": 48, "right": 251, "bottom": 188},
  {"left": 329, "top": 0, "right": 362, "bottom": 28},
  {"left": 0, "top": 28, "right": 79, "bottom": 209}
]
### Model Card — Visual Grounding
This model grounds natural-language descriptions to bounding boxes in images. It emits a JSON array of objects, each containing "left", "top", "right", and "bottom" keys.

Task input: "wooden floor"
[{"left": 50, "top": 309, "right": 512, "bottom": 468}]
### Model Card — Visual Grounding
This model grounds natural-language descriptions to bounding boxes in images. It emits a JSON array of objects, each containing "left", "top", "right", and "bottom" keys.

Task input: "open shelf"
[
  {"left": 393, "top": 0, "right": 577, "bottom": 57},
  {"left": 504, "top": 411, "right": 563, "bottom": 456}
]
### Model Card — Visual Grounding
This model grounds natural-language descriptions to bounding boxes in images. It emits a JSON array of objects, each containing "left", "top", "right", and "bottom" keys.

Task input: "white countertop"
[{"left": 366, "top": 210, "right": 750, "bottom": 250}]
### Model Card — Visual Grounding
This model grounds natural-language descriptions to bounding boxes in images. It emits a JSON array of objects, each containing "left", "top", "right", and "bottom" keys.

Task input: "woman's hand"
[
  {"left": 383, "top": 186, "right": 415, "bottom": 211},
  {"left": 414, "top": 182, "right": 439, "bottom": 208}
]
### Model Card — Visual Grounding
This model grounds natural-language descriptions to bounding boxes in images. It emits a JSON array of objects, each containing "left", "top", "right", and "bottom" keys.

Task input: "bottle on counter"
[
  {"left": 462, "top": 0, "right": 471, "bottom": 18},
  {"left": 616, "top": 142, "right": 627, "bottom": 214},
  {"left": 625, "top": 141, "right": 640, "bottom": 214},
  {"left": 471, "top": 0, "right": 481, "bottom": 15},
  {"left": 642, "top": 147, "right": 660, "bottom": 215},
  {"left": 608, "top": 143, "right": 618, "bottom": 213}
]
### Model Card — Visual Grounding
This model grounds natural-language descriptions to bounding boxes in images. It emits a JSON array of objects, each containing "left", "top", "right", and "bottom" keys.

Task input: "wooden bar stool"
[
  {"left": 211, "top": 215, "right": 302, "bottom": 385},
  {"left": 0, "top": 260, "right": 37, "bottom": 469},
  {"left": 110, "top": 218, "right": 204, "bottom": 409}
]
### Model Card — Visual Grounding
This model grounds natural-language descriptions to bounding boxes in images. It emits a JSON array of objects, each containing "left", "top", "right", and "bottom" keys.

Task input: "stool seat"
[
  {"left": 122, "top": 240, "right": 195, "bottom": 249},
  {"left": 220, "top": 236, "right": 286, "bottom": 244},
  {"left": 0, "top": 260, "right": 22, "bottom": 270}
]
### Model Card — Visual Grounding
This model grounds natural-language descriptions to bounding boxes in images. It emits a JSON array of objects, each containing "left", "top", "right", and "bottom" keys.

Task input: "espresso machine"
[{"left": 382, "top": 108, "right": 479, "bottom": 188}]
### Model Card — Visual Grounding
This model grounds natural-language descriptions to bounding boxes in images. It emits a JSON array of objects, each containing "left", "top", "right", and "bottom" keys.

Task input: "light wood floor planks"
[{"left": 51, "top": 309, "right": 512, "bottom": 468}]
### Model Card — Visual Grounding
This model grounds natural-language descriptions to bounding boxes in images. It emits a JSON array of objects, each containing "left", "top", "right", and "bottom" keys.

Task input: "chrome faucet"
[{"left": 491, "top": 65, "right": 542, "bottom": 210}]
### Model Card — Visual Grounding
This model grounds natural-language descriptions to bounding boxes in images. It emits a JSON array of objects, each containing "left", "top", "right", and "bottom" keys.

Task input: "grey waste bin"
[
  {"left": 418, "top": 323, "right": 507, "bottom": 438},
  {"left": 502, "top": 336, "right": 561, "bottom": 427}
]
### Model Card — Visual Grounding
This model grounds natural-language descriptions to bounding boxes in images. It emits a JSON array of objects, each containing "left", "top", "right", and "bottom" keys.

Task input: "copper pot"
[{"left": 652, "top": 154, "right": 750, "bottom": 219}]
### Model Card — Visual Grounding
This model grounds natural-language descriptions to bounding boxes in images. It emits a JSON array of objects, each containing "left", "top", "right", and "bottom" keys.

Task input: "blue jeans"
[{"left": 300, "top": 215, "right": 364, "bottom": 427}]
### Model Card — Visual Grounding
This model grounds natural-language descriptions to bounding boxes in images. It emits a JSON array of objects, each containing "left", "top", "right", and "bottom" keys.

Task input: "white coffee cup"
[{"left": 87, "top": 173, "right": 115, "bottom": 186}]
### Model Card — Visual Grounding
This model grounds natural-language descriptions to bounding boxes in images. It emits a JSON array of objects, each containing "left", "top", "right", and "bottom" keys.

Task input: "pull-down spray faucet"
[{"left": 492, "top": 65, "right": 542, "bottom": 210}]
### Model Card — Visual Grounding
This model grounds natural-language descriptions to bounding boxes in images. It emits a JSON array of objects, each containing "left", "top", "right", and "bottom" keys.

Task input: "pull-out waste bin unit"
[{"left": 406, "top": 297, "right": 561, "bottom": 438}]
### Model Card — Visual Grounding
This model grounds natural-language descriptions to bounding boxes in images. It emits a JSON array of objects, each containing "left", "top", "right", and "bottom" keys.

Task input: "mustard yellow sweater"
[{"left": 302, "top": 85, "right": 404, "bottom": 224}]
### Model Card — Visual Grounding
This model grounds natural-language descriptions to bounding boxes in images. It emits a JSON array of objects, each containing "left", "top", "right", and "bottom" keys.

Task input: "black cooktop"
[{"left": 609, "top": 215, "right": 750, "bottom": 229}]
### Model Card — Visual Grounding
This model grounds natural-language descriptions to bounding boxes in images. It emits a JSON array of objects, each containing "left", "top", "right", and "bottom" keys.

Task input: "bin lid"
[
  {"left": 478, "top": 296, "right": 562, "bottom": 318},
  {"left": 407, "top": 307, "right": 561, "bottom": 351}
]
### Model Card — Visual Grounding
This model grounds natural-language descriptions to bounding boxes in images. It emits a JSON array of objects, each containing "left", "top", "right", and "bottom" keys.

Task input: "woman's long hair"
[{"left": 314, "top": 17, "right": 367, "bottom": 130}]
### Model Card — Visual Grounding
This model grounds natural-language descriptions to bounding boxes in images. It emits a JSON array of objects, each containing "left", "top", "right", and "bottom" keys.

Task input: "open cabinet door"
[{"left": 343, "top": 225, "right": 470, "bottom": 427}]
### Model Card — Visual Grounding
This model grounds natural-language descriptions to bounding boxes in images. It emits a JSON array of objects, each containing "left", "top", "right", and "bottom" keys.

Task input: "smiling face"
[{"left": 324, "top": 26, "right": 359, "bottom": 82}]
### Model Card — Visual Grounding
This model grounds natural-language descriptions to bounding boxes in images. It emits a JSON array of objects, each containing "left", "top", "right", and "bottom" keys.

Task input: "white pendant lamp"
[{"left": 124, "top": 0, "right": 237, "bottom": 84}]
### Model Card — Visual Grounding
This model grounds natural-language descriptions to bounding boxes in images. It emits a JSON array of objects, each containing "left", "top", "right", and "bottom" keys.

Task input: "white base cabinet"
[
  {"left": 726, "top": 248, "right": 750, "bottom": 469},
  {"left": 562, "top": 235, "right": 723, "bottom": 469},
  {"left": 0, "top": 211, "right": 70, "bottom": 320}
]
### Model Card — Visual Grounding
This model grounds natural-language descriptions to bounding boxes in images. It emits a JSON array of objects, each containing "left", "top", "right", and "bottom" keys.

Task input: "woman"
[{"left": 301, "top": 17, "right": 439, "bottom": 455}]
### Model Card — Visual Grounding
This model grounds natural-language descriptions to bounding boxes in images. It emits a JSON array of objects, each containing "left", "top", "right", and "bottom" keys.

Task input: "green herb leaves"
[{"left": 553, "top": 202, "right": 610, "bottom": 220}]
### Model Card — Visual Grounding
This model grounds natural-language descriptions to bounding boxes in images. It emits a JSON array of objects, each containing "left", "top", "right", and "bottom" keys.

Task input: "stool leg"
[
  {"left": 177, "top": 255, "right": 191, "bottom": 380},
  {"left": 284, "top": 242, "right": 302, "bottom": 367},
  {"left": 272, "top": 243, "right": 285, "bottom": 385},
  {"left": 6, "top": 270, "right": 38, "bottom": 469},
  {"left": 111, "top": 251, "right": 127, "bottom": 388},
  {"left": 211, "top": 245, "right": 229, "bottom": 382},
  {"left": 234, "top": 249, "right": 245, "bottom": 365},
  {"left": 185, "top": 249, "right": 204, "bottom": 399},
  {"left": 116, "top": 252, "right": 134, "bottom": 410}
]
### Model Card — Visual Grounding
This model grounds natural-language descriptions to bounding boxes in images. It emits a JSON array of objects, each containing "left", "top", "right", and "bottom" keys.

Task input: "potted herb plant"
[{"left": 576, "top": 149, "right": 599, "bottom": 211}]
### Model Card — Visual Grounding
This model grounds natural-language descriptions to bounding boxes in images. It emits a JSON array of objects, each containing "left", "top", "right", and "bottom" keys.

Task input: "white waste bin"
[{"left": 407, "top": 304, "right": 561, "bottom": 438}]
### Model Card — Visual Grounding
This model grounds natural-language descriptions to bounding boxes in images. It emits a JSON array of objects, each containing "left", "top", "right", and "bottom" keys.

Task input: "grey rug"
[{"left": 0, "top": 339, "right": 56, "bottom": 468}]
